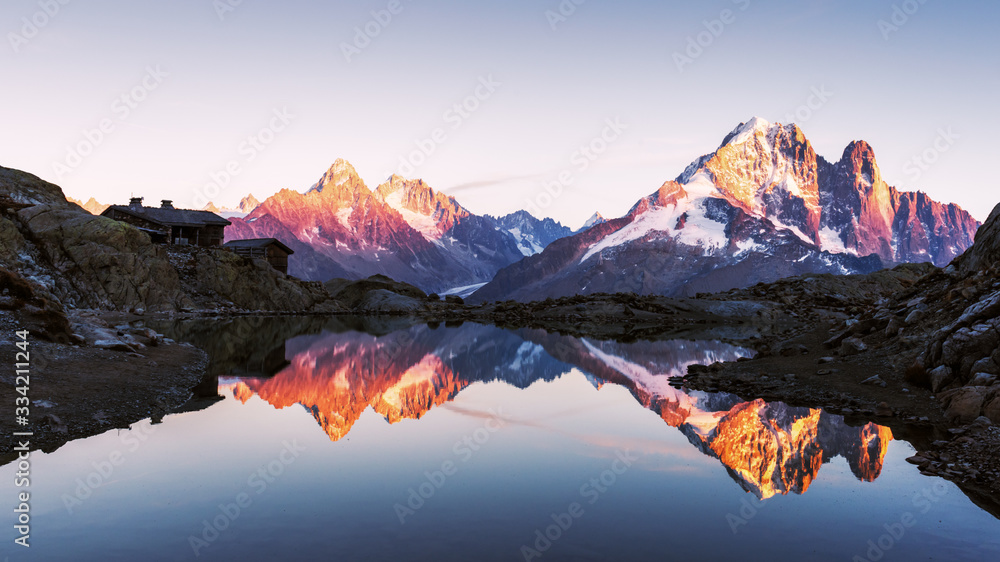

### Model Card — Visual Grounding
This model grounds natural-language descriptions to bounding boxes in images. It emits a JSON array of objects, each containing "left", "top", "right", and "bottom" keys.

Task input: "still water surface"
[{"left": 4, "top": 318, "right": 1000, "bottom": 561}]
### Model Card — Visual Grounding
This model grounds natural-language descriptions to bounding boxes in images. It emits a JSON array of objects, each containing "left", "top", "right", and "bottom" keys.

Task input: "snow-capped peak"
[
  {"left": 724, "top": 117, "right": 773, "bottom": 146},
  {"left": 582, "top": 212, "right": 606, "bottom": 230},
  {"left": 309, "top": 159, "right": 362, "bottom": 194}
]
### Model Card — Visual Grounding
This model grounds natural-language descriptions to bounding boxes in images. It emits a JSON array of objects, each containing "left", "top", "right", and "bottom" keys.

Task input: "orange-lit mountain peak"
[
  {"left": 228, "top": 339, "right": 469, "bottom": 442},
  {"left": 371, "top": 355, "right": 468, "bottom": 424},
  {"left": 232, "top": 382, "right": 255, "bottom": 404},
  {"left": 854, "top": 423, "right": 894, "bottom": 482},
  {"left": 703, "top": 400, "right": 883, "bottom": 500},
  {"left": 374, "top": 175, "right": 469, "bottom": 241}
]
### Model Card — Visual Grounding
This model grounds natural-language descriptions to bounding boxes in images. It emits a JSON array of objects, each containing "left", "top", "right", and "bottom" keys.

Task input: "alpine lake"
[{"left": 4, "top": 316, "right": 1000, "bottom": 562}]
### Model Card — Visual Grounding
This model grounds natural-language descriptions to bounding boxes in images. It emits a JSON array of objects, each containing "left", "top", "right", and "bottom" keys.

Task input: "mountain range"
[
  {"left": 203, "top": 194, "right": 261, "bottom": 218},
  {"left": 226, "top": 160, "right": 575, "bottom": 292},
  {"left": 68, "top": 118, "right": 981, "bottom": 300},
  {"left": 470, "top": 118, "right": 980, "bottom": 302},
  {"left": 67, "top": 196, "right": 109, "bottom": 216}
]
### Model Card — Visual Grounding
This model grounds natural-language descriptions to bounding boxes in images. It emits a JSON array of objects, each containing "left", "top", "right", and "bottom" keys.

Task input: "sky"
[{"left": 2, "top": 0, "right": 998, "bottom": 228}]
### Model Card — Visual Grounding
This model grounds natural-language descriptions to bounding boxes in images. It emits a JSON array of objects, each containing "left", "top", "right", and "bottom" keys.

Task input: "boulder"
[
  {"left": 943, "top": 387, "right": 987, "bottom": 424},
  {"left": 929, "top": 365, "right": 954, "bottom": 393},
  {"left": 94, "top": 339, "right": 136, "bottom": 352},
  {"left": 18, "top": 204, "right": 188, "bottom": 311},
  {"left": 904, "top": 308, "right": 925, "bottom": 325},
  {"left": 984, "top": 396, "right": 1000, "bottom": 425},
  {"left": 353, "top": 290, "right": 425, "bottom": 315},
  {"left": 779, "top": 343, "right": 809, "bottom": 357},
  {"left": 191, "top": 250, "right": 324, "bottom": 311},
  {"left": 960, "top": 202, "right": 1000, "bottom": 274},
  {"left": 0, "top": 266, "right": 73, "bottom": 342},
  {"left": 839, "top": 337, "right": 868, "bottom": 356},
  {"left": 939, "top": 322, "right": 1000, "bottom": 373},
  {"left": 970, "top": 373, "right": 997, "bottom": 387},
  {"left": 971, "top": 357, "right": 999, "bottom": 376}
]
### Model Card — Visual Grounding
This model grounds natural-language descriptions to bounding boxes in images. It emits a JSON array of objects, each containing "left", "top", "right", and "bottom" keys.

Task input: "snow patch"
[
  {"left": 382, "top": 190, "right": 441, "bottom": 241},
  {"left": 335, "top": 208, "right": 353, "bottom": 229},
  {"left": 441, "top": 283, "right": 488, "bottom": 299},
  {"left": 509, "top": 341, "right": 544, "bottom": 372},
  {"left": 727, "top": 117, "right": 772, "bottom": 146},
  {"left": 735, "top": 238, "right": 766, "bottom": 255},
  {"left": 770, "top": 218, "right": 814, "bottom": 246},
  {"left": 818, "top": 226, "right": 847, "bottom": 254},
  {"left": 580, "top": 196, "right": 728, "bottom": 264}
]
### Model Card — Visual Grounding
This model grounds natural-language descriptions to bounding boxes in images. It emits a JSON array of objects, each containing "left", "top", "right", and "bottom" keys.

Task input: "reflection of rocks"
[{"left": 153, "top": 316, "right": 347, "bottom": 378}]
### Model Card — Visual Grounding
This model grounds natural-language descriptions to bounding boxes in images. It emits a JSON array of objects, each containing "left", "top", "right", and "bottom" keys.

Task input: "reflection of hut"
[
  {"left": 102, "top": 198, "right": 231, "bottom": 246},
  {"left": 223, "top": 238, "right": 294, "bottom": 274}
]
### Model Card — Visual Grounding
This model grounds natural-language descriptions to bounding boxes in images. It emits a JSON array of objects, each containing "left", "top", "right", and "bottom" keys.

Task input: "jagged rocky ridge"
[
  {"left": 66, "top": 196, "right": 109, "bottom": 215},
  {"left": 470, "top": 118, "right": 979, "bottom": 303}
]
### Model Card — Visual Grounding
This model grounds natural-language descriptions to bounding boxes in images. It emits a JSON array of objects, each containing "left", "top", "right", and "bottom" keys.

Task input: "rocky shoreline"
[
  {"left": 0, "top": 313, "right": 208, "bottom": 462},
  {"left": 675, "top": 206, "right": 1000, "bottom": 517}
]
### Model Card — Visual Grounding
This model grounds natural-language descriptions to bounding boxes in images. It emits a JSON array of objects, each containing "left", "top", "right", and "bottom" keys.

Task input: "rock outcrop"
[
  {"left": 0, "top": 165, "right": 333, "bottom": 313},
  {"left": 960, "top": 202, "right": 1000, "bottom": 274},
  {"left": 16, "top": 203, "right": 189, "bottom": 311},
  {"left": 0, "top": 265, "right": 73, "bottom": 342},
  {"left": 802, "top": 198, "right": 1000, "bottom": 425}
]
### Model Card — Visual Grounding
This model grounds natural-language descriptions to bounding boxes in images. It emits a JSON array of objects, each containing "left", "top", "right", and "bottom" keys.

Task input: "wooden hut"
[
  {"left": 102, "top": 198, "right": 231, "bottom": 247},
  {"left": 223, "top": 238, "right": 294, "bottom": 274}
]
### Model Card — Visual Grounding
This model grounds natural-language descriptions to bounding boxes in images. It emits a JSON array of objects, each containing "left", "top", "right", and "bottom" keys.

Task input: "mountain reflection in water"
[{"left": 177, "top": 320, "right": 894, "bottom": 501}]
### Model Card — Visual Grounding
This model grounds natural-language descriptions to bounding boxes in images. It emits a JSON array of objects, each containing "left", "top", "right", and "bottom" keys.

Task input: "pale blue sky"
[{"left": 2, "top": 0, "right": 998, "bottom": 227}]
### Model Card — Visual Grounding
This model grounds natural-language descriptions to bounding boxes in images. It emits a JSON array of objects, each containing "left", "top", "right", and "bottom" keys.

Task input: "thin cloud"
[{"left": 443, "top": 172, "right": 550, "bottom": 195}]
